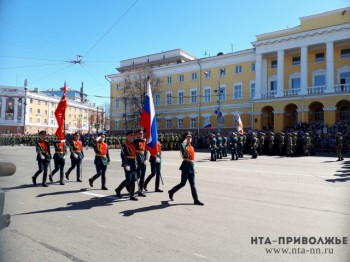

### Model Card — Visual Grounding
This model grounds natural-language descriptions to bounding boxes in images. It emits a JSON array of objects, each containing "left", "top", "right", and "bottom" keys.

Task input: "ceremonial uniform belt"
[
  {"left": 136, "top": 151, "right": 144, "bottom": 154},
  {"left": 74, "top": 150, "right": 81, "bottom": 153},
  {"left": 183, "top": 158, "right": 193, "bottom": 162},
  {"left": 55, "top": 151, "right": 65, "bottom": 153},
  {"left": 96, "top": 154, "right": 106, "bottom": 157},
  {"left": 126, "top": 156, "right": 135, "bottom": 159}
]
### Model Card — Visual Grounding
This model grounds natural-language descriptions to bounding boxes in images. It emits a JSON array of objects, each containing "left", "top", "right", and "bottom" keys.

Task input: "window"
[
  {"left": 44, "top": 119, "right": 48, "bottom": 124},
  {"left": 155, "top": 94, "right": 161, "bottom": 107},
  {"left": 270, "top": 80, "right": 277, "bottom": 94},
  {"left": 292, "top": 56, "right": 300, "bottom": 65},
  {"left": 204, "top": 70, "right": 211, "bottom": 78},
  {"left": 235, "top": 65, "right": 242, "bottom": 74},
  {"left": 30, "top": 99, "right": 33, "bottom": 103},
  {"left": 219, "top": 68, "right": 226, "bottom": 76},
  {"left": 115, "top": 98, "right": 120, "bottom": 109},
  {"left": 116, "top": 84, "right": 120, "bottom": 90},
  {"left": 341, "top": 48, "right": 350, "bottom": 59},
  {"left": 250, "top": 82, "right": 256, "bottom": 99},
  {"left": 190, "top": 89, "right": 197, "bottom": 103},
  {"left": 271, "top": 60, "right": 277, "bottom": 69},
  {"left": 166, "top": 92, "right": 172, "bottom": 105},
  {"left": 51, "top": 119, "right": 54, "bottom": 125},
  {"left": 37, "top": 117, "right": 40, "bottom": 124},
  {"left": 156, "top": 78, "right": 161, "bottom": 85},
  {"left": 234, "top": 84, "right": 242, "bottom": 99},
  {"left": 166, "top": 119, "right": 171, "bottom": 129},
  {"left": 179, "top": 75, "right": 184, "bottom": 82},
  {"left": 38, "top": 100, "right": 41, "bottom": 105},
  {"left": 291, "top": 78, "right": 301, "bottom": 89},
  {"left": 45, "top": 110, "right": 47, "bottom": 115},
  {"left": 30, "top": 108, "right": 33, "bottom": 113},
  {"left": 190, "top": 117, "right": 197, "bottom": 128},
  {"left": 251, "top": 63, "right": 256, "bottom": 72},
  {"left": 191, "top": 72, "right": 197, "bottom": 80},
  {"left": 203, "top": 116, "right": 210, "bottom": 127},
  {"left": 167, "top": 76, "right": 172, "bottom": 84},
  {"left": 204, "top": 88, "right": 211, "bottom": 102},
  {"left": 315, "top": 52, "right": 325, "bottom": 62},
  {"left": 37, "top": 109, "right": 40, "bottom": 114},
  {"left": 314, "top": 75, "right": 326, "bottom": 87},
  {"left": 178, "top": 118, "right": 184, "bottom": 129},
  {"left": 217, "top": 86, "right": 226, "bottom": 101},
  {"left": 178, "top": 91, "right": 184, "bottom": 104},
  {"left": 29, "top": 117, "right": 32, "bottom": 123}
]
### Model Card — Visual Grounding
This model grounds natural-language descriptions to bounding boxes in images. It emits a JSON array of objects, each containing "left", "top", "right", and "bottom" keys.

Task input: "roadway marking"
[
  {"left": 81, "top": 191, "right": 128, "bottom": 201},
  {"left": 135, "top": 236, "right": 144, "bottom": 239},
  {"left": 193, "top": 253, "right": 208, "bottom": 259},
  {"left": 97, "top": 224, "right": 106, "bottom": 228},
  {"left": 18, "top": 202, "right": 25, "bottom": 205}
]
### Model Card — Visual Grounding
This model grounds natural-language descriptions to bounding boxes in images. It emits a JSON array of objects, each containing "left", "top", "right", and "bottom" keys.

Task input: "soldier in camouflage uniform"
[
  {"left": 222, "top": 134, "right": 228, "bottom": 157},
  {"left": 229, "top": 132, "right": 238, "bottom": 160},
  {"left": 250, "top": 132, "right": 258, "bottom": 159},
  {"left": 278, "top": 132, "right": 285, "bottom": 155},
  {"left": 258, "top": 132, "right": 266, "bottom": 155},
  {"left": 336, "top": 132, "right": 344, "bottom": 161},
  {"left": 267, "top": 131, "right": 275, "bottom": 155},
  {"left": 303, "top": 132, "right": 312, "bottom": 156},
  {"left": 286, "top": 133, "right": 294, "bottom": 157},
  {"left": 237, "top": 133, "right": 244, "bottom": 158},
  {"left": 216, "top": 133, "right": 223, "bottom": 159},
  {"left": 209, "top": 133, "right": 217, "bottom": 161}
]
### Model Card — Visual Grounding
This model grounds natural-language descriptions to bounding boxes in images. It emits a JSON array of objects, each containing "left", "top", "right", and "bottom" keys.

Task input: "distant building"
[
  {"left": 107, "top": 7, "right": 350, "bottom": 133},
  {"left": 0, "top": 85, "right": 102, "bottom": 134}
]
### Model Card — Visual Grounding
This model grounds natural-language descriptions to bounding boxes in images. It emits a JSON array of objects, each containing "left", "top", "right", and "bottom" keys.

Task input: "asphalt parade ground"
[{"left": 0, "top": 146, "right": 349, "bottom": 262}]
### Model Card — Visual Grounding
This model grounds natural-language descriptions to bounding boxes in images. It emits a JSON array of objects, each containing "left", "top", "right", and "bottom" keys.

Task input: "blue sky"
[{"left": 0, "top": 0, "right": 348, "bottom": 106}]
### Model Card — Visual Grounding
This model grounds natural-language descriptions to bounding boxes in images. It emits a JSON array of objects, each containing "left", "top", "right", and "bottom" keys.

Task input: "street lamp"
[
  {"left": 123, "top": 79, "right": 128, "bottom": 134},
  {"left": 214, "top": 68, "right": 225, "bottom": 133},
  {"left": 23, "top": 79, "right": 28, "bottom": 134}
]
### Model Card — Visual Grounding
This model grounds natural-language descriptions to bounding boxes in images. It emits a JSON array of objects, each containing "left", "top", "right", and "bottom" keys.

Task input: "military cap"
[
  {"left": 125, "top": 130, "right": 134, "bottom": 136},
  {"left": 337, "top": 132, "right": 342, "bottom": 135},
  {"left": 183, "top": 131, "right": 192, "bottom": 140},
  {"left": 38, "top": 130, "right": 46, "bottom": 135},
  {"left": 136, "top": 128, "right": 144, "bottom": 133},
  {"left": 73, "top": 132, "right": 80, "bottom": 136}
]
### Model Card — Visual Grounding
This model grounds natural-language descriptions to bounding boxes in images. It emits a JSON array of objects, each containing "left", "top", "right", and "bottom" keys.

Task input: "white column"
[
  {"left": 300, "top": 46, "right": 308, "bottom": 95},
  {"left": 1, "top": 97, "right": 6, "bottom": 121},
  {"left": 262, "top": 58, "right": 267, "bottom": 94},
  {"left": 326, "top": 41, "right": 334, "bottom": 93},
  {"left": 277, "top": 50, "right": 285, "bottom": 97},
  {"left": 21, "top": 98, "right": 24, "bottom": 125},
  {"left": 254, "top": 53, "right": 262, "bottom": 99},
  {"left": 14, "top": 98, "right": 18, "bottom": 121}
]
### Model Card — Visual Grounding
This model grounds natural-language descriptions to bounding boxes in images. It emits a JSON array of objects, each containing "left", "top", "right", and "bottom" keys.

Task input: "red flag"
[{"left": 55, "top": 83, "right": 67, "bottom": 140}]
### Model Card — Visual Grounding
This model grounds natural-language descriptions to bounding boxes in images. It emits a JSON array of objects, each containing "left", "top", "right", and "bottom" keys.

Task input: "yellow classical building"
[{"left": 107, "top": 7, "right": 350, "bottom": 133}]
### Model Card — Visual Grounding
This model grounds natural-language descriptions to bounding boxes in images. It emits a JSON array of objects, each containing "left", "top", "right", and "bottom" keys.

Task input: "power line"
[{"left": 83, "top": 0, "right": 139, "bottom": 58}]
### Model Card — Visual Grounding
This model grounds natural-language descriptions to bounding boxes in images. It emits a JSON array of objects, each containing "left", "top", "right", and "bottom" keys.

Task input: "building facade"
[
  {"left": 0, "top": 86, "right": 101, "bottom": 134},
  {"left": 107, "top": 7, "right": 350, "bottom": 134}
]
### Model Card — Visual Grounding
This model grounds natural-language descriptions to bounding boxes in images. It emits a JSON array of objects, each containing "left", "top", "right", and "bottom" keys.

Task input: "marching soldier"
[
  {"left": 49, "top": 139, "right": 67, "bottom": 185},
  {"left": 65, "top": 132, "right": 84, "bottom": 182},
  {"left": 32, "top": 130, "right": 52, "bottom": 187},
  {"left": 134, "top": 129, "right": 148, "bottom": 197},
  {"left": 237, "top": 133, "right": 244, "bottom": 158},
  {"left": 258, "top": 132, "right": 266, "bottom": 155},
  {"left": 115, "top": 130, "right": 138, "bottom": 201},
  {"left": 144, "top": 141, "right": 163, "bottom": 192},
  {"left": 209, "top": 133, "right": 217, "bottom": 161},
  {"left": 222, "top": 134, "right": 228, "bottom": 157},
  {"left": 229, "top": 132, "right": 238, "bottom": 160},
  {"left": 336, "top": 132, "right": 344, "bottom": 161},
  {"left": 168, "top": 131, "right": 204, "bottom": 206},
  {"left": 88, "top": 134, "right": 110, "bottom": 190},
  {"left": 251, "top": 132, "right": 258, "bottom": 159}
]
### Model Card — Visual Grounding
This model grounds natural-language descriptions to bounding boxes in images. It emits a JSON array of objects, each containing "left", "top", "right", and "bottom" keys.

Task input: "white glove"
[
  {"left": 125, "top": 165, "right": 130, "bottom": 171},
  {"left": 155, "top": 157, "right": 160, "bottom": 163},
  {"left": 40, "top": 154, "right": 45, "bottom": 160},
  {"left": 74, "top": 153, "right": 78, "bottom": 159}
]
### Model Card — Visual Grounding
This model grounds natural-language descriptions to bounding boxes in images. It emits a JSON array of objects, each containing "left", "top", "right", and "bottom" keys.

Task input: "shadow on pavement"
[
  {"left": 36, "top": 188, "right": 88, "bottom": 197},
  {"left": 119, "top": 200, "right": 193, "bottom": 217},
  {"left": 325, "top": 159, "right": 350, "bottom": 183}
]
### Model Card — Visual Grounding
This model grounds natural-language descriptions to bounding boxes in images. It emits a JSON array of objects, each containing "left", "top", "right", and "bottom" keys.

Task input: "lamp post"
[
  {"left": 214, "top": 69, "right": 225, "bottom": 133},
  {"left": 96, "top": 106, "right": 99, "bottom": 135},
  {"left": 23, "top": 79, "right": 28, "bottom": 134},
  {"left": 124, "top": 79, "right": 128, "bottom": 134}
]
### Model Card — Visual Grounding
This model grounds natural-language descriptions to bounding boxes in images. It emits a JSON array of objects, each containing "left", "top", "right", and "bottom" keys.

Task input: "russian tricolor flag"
[{"left": 139, "top": 80, "right": 158, "bottom": 155}]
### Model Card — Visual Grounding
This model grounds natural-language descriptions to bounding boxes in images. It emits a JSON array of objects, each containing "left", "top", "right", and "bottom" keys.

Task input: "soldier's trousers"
[
  {"left": 66, "top": 157, "right": 82, "bottom": 180},
  {"left": 231, "top": 148, "right": 238, "bottom": 160},
  {"left": 51, "top": 157, "right": 65, "bottom": 182},
  {"left": 210, "top": 149, "right": 217, "bottom": 161},
  {"left": 90, "top": 163, "right": 107, "bottom": 188},
  {"left": 168, "top": 171, "right": 199, "bottom": 202},
  {"left": 116, "top": 170, "right": 137, "bottom": 198},
  {"left": 144, "top": 161, "right": 161, "bottom": 190},
  {"left": 137, "top": 163, "right": 146, "bottom": 192},
  {"left": 33, "top": 159, "right": 49, "bottom": 185}
]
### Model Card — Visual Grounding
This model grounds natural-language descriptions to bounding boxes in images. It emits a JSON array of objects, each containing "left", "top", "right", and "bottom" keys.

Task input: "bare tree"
[{"left": 122, "top": 65, "right": 161, "bottom": 127}]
